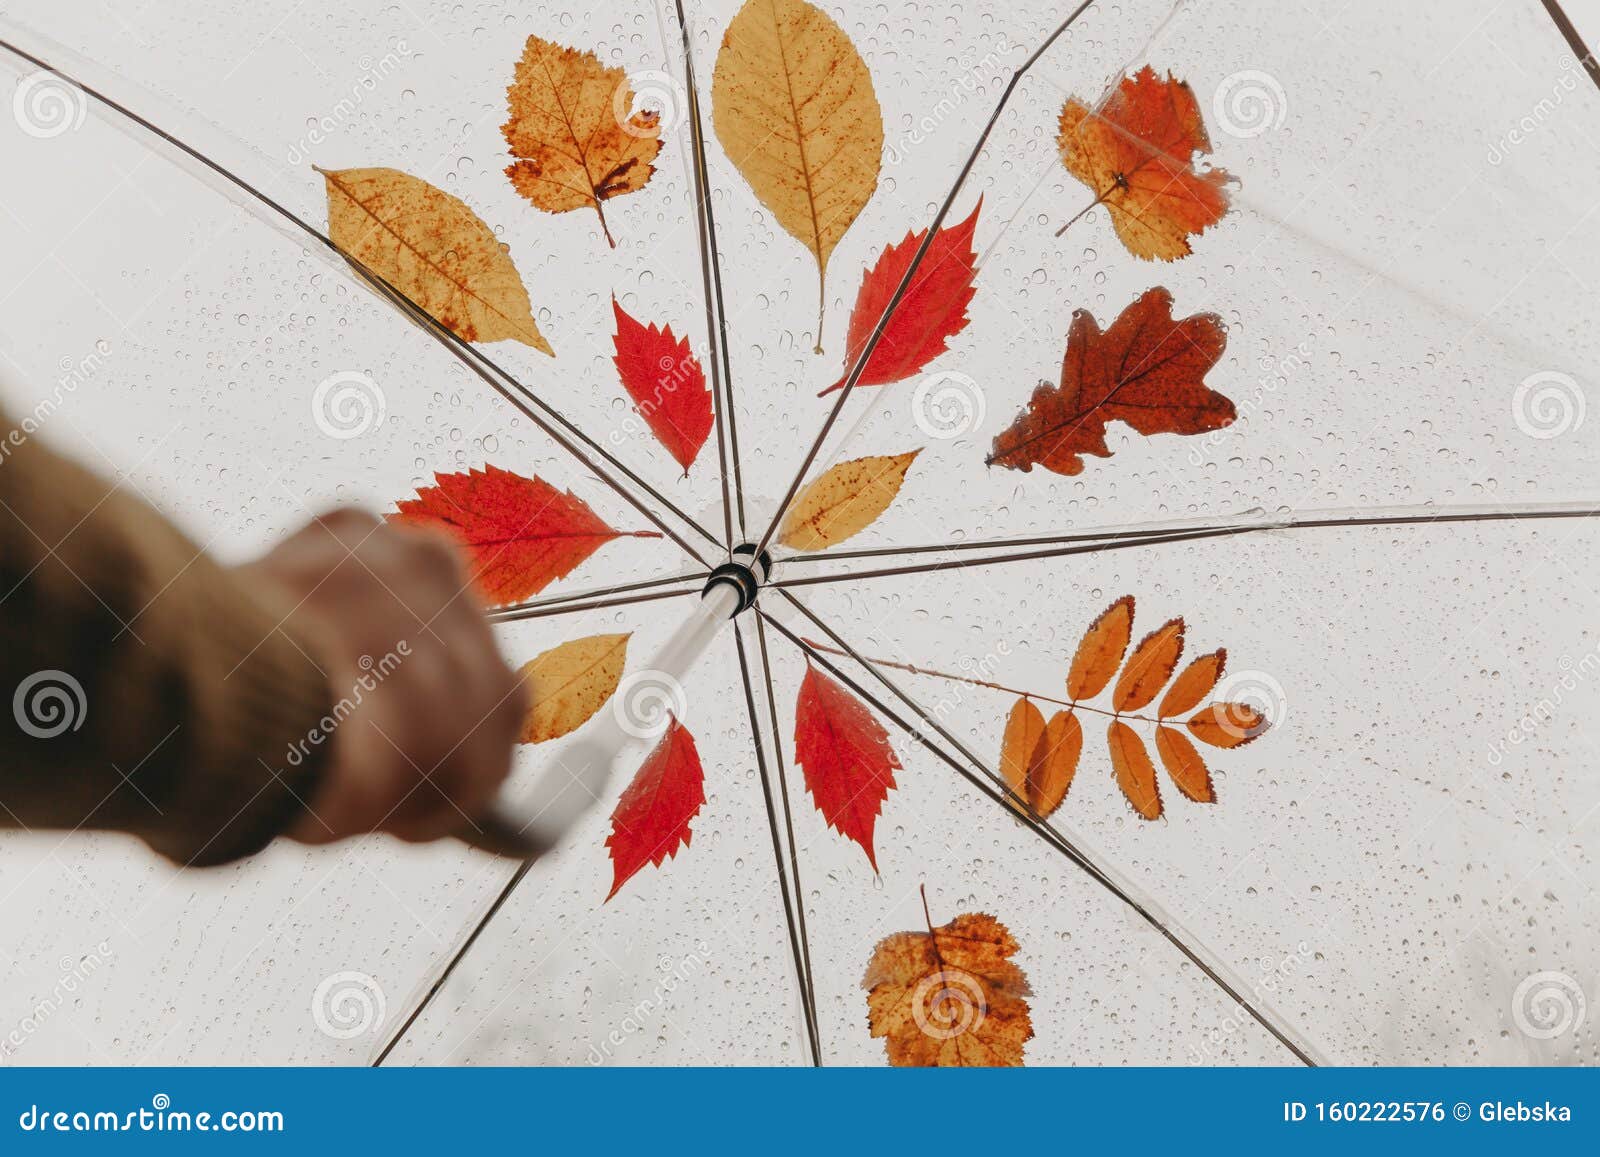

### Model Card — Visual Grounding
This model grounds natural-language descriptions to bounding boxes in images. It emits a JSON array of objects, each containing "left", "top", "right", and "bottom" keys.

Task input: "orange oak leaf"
[
  {"left": 1067, "top": 595, "right": 1134, "bottom": 701},
  {"left": 1156, "top": 725, "right": 1215, "bottom": 803},
  {"left": 610, "top": 298, "right": 714, "bottom": 472},
  {"left": 863, "top": 896, "right": 1032, "bottom": 1067},
  {"left": 1108, "top": 719, "right": 1162, "bottom": 820},
  {"left": 391, "top": 466, "right": 661, "bottom": 606},
  {"left": 1188, "top": 702, "right": 1270, "bottom": 749},
  {"left": 1057, "top": 66, "right": 1232, "bottom": 260},
  {"left": 502, "top": 36, "right": 663, "bottom": 247},
  {"left": 1159, "top": 649, "right": 1226, "bottom": 718},
  {"left": 605, "top": 716, "right": 706, "bottom": 900},
  {"left": 820, "top": 200, "right": 982, "bottom": 396},
  {"left": 1112, "top": 617, "right": 1185, "bottom": 712},
  {"left": 988, "top": 287, "right": 1234, "bottom": 476},
  {"left": 794, "top": 664, "right": 900, "bottom": 870}
]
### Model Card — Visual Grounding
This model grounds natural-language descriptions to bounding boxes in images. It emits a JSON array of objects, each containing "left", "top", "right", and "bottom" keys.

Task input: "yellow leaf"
[
  {"left": 1027, "top": 710, "right": 1081, "bottom": 818},
  {"left": 779, "top": 451, "right": 919, "bottom": 551},
  {"left": 1112, "top": 617, "right": 1185, "bottom": 712},
  {"left": 1107, "top": 719, "right": 1162, "bottom": 820},
  {"left": 502, "top": 36, "right": 663, "bottom": 247},
  {"left": 321, "top": 166, "right": 552, "bottom": 354},
  {"left": 998, "top": 698, "right": 1045, "bottom": 812},
  {"left": 1066, "top": 595, "right": 1133, "bottom": 702},
  {"left": 1158, "top": 648, "right": 1225, "bottom": 718},
  {"left": 1156, "top": 725, "right": 1214, "bottom": 803},
  {"left": 517, "top": 633, "right": 630, "bottom": 744},
  {"left": 712, "top": 0, "right": 882, "bottom": 349}
]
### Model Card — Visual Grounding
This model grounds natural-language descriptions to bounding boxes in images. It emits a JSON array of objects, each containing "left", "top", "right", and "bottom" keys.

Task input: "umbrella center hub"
[{"left": 703, "top": 543, "right": 772, "bottom": 616}]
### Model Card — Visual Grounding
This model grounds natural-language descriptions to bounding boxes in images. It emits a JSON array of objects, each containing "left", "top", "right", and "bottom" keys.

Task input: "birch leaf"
[
  {"left": 712, "top": 0, "right": 883, "bottom": 349},
  {"left": 779, "top": 451, "right": 920, "bottom": 551},
  {"left": 321, "top": 166, "right": 552, "bottom": 353},
  {"left": 517, "top": 633, "right": 630, "bottom": 744}
]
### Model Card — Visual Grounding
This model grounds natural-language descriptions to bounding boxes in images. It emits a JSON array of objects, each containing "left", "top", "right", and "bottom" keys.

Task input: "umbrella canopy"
[{"left": 0, "top": 0, "right": 1597, "bottom": 1067}]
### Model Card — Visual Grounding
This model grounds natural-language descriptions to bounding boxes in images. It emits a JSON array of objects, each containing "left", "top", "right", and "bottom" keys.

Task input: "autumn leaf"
[
  {"left": 998, "top": 698, "right": 1045, "bottom": 810},
  {"left": 794, "top": 664, "right": 899, "bottom": 869},
  {"left": 391, "top": 465, "right": 660, "bottom": 606},
  {"left": 988, "top": 288, "right": 1235, "bottom": 477},
  {"left": 320, "top": 166, "right": 552, "bottom": 353},
  {"left": 819, "top": 201, "right": 982, "bottom": 396},
  {"left": 1156, "top": 725, "right": 1214, "bottom": 803},
  {"left": 863, "top": 897, "right": 1032, "bottom": 1067},
  {"left": 1188, "top": 702, "right": 1269, "bottom": 748},
  {"left": 1159, "top": 649, "right": 1225, "bottom": 718},
  {"left": 605, "top": 717, "right": 705, "bottom": 899},
  {"left": 712, "top": 0, "right": 882, "bottom": 349},
  {"left": 1057, "top": 66, "right": 1232, "bottom": 261},
  {"left": 1108, "top": 719, "right": 1162, "bottom": 820},
  {"left": 1066, "top": 595, "right": 1133, "bottom": 701},
  {"left": 1027, "top": 710, "right": 1082, "bottom": 817},
  {"left": 517, "top": 633, "right": 629, "bottom": 744},
  {"left": 502, "top": 36, "right": 663, "bottom": 247},
  {"left": 610, "top": 298, "right": 714, "bottom": 472},
  {"left": 778, "top": 451, "right": 920, "bottom": 551},
  {"left": 1112, "top": 618, "right": 1185, "bottom": 712}
]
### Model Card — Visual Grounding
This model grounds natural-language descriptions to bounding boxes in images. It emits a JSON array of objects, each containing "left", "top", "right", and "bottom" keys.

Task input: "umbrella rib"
[
  {"left": 488, "top": 579, "right": 707, "bottom": 624},
  {"left": 485, "top": 567, "right": 710, "bottom": 620},
  {"left": 1540, "top": 0, "right": 1600, "bottom": 91},
  {"left": 732, "top": 621, "right": 823, "bottom": 1065},
  {"left": 0, "top": 32, "right": 722, "bottom": 569},
  {"left": 760, "top": 589, "right": 1328, "bottom": 1066},
  {"left": 671, "top": 0, "right": 747, "bottom": 545},
  {"left": 749, "top": 0, "right": 1100, "bottom": 560}
]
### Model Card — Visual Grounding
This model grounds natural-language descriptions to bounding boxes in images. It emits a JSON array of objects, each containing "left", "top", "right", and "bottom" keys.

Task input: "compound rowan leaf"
[
  {"left": 1159, "top": 648, "right": 1226, "bottom": 718},
  {"left": 1108, "top": 719, "right": 1162, "bottom": 820},
  {"left": 391, "top": 465, "right": 660, "bottom": 606},
  {"left": 1067, "top": 595, "right": 1134, "bottom": 702},
  {"left": 1057, "top": 66, "right": 1232, "bottom": 261},
  {"left": 517, "top": 633, "right": 629, "bottom": 744},
  {"left": 998, "top": 697, "right": 1046, "bottom": 811},
  {"left": 1156, "top": 725, "right": 1215, "bottom": 803},
  {"left": 503, "top": 36, "right": 663, "bottom": 247},
  {"left": 794, "top": 664, "right": 900, "bottom": 870},
  {"left": 820, "top": 201, "right": 982, "bottom": 395},
  {"left": 712, "top": 0, "right": 882, "bottom": 348},
  {"left": 610, "top": 298, "right": 714, "bottom": 472},
  {"left": 320, "top": 166, "right": 552, "bottom": 353},
  {"left": 1188, "top": 703, "right": 1270, "bottom": 749},
  {"left": 779, "top": 451, "right": 920, "bottom": 551},
  {"left": 605, "top": 717, "right": 706, "bottom": 899},
  {"left": 988, "top": 288, "right": 1234, "bottom": 477},
  {"left": 1027, "top": 710, "right": 1082, "bottom": 818},
  {"left": 1113, "top": 617, "right": 1185, "bottom": 712},
  {"left": 864, "top": 906, "right": 1032, "bottom": 1067}
]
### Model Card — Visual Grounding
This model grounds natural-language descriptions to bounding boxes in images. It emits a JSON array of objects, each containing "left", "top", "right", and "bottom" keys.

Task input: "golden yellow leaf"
[
  {"left": 998, "top": 698, "right": 1045, "bottom": 812},
  {"left": 1159, "top": 648, "right": 1225, "bottom": 718},
  {"left": 1027, "top": 710, "right": 1081, "bottom": 818},
  {"left": 778, "top": 450, "right": 919, "bottom": 551},
  {"left": 517, "top": 633, "right": 630, "bottom": 744},
  {"left": 1156, "top": 724, "right": 1214, "bottom": 803},
  {"left": 1187, "top": 702, "right": 1269, "bottom": 749},
  {"left": 1112, "top": 617, "right": 1185, "bottom": 712},
  {"left": 321, "top": 166, "right": 552, "bottom": 354},
  {"left": 502, "top": 35, "right": 663, "bottom": 247},
  {"left": 1108, "top": 719, "right": 1162, "bottom": 820},
  {"left": 1066, "top": 595, "right": 1133, "bottom": 702},
  {"left": 863, "top": 908, "right": 1032, "bottom": 1067},
  {"left": 712, "top": 0, "right": 883, "bottom": 349}
]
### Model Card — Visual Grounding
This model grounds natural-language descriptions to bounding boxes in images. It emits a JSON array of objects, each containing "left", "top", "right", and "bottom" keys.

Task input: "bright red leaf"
[
  {"left": 391, "top": 465, "right": 660, "bottom": 606},
  {"left": 819, "top": 200, "right": 981, "bottom": 396},
  {"left": 610, "top": 298, "right": 714, "bottom": 472},
  {"left": 605, "top": 716, "right": 706, "bottom": 900},
  {"left": 793, "top": 664, "right": 900, "bottom": 870}
]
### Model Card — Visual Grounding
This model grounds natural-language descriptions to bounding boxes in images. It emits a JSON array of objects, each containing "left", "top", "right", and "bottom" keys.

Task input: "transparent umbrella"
[{"left": 1, "top": 0, "right": 1597, "bottom": 1067}]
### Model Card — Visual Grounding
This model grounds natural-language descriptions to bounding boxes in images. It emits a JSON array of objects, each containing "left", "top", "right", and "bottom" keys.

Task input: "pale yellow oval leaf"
[
  {"left": 321, "top": 166, "right": 553, "bottom": 354},
  {"left": 1107, "top": 719, "right": 1162, "bottom": 820},
  {"left": 779, "top": 451, "right": 920, "bottom": 551},
  {"left": 517, "top": 632, "right": 630, "bottom": 744},
  {"left": 712, "top": 0, "right": 883, "bottom": 348},
  {"left": 998, "top": 698, "right": 1045, "bottom": 812}
]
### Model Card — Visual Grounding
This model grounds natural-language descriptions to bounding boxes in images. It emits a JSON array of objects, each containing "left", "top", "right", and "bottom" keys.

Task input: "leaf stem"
[{"left": 1055, "top": 182, "right": 1117, "bottom": 238}]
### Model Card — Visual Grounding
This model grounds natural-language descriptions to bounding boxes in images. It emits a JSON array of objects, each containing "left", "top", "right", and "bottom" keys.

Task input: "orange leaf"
[
  {"left": 820, "top": 201, "right": 981, "bottom": 395},
  {"left": 1027, "top": 710, "right": 1082, "bottom": 818},
  {"left": 1156, "top": 725, "right": 1214, "bottom": 803},
  {"left": 794, "top": 665, "right": 900, "bottom": 869},
  {"left": 604, "top": 717, "right": 705, "bottom": 899},
  {"left": 1057, "top": 66, "right": 1232, "bottom": 261},
  {"left": 1108, "top": 720, "right": 1162, "bottom": 820},
  {"left": 998, "top": 698, "right": 1046, "bottom": 811},
  {"left": 863, "top": 908, "right": 1032, "bottom": 1066},
  {"left": 391, "top": 465, "right": 660, "bottom": 606},
  {"left": 988, "top": 288, "right": 1234, "bottom": 477},
  {"left": 1188, "top": 702, "right": 1270, "bottom": 749},
  {"left": 1113, "top": 618, "right": 1185, "bottom": 712},
  {"left": 1067, "top": 595, "right": 1134, "bottom": 702},
  {"left": 610, "top": 298, "right": 714, "bottom": 472},
  {"left": 1159, "top": 648, "right": 1226, "bottom": 718}
]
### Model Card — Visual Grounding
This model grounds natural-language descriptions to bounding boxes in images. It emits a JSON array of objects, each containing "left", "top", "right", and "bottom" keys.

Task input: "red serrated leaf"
[
  {"left": 819, "top": 200, "right": 981, "bottom": 396},
  {"left": 793, "top": 664, "right": 900, "bottom": 870},
  {"left": 605, "top": 716, "right": 706, "bottom": 900},
  {"left": 391, "top": 465, "right": 660, "bottom": 605},
  {"left": 610, "top": 297, "right": 714, "bottom": 472}
]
